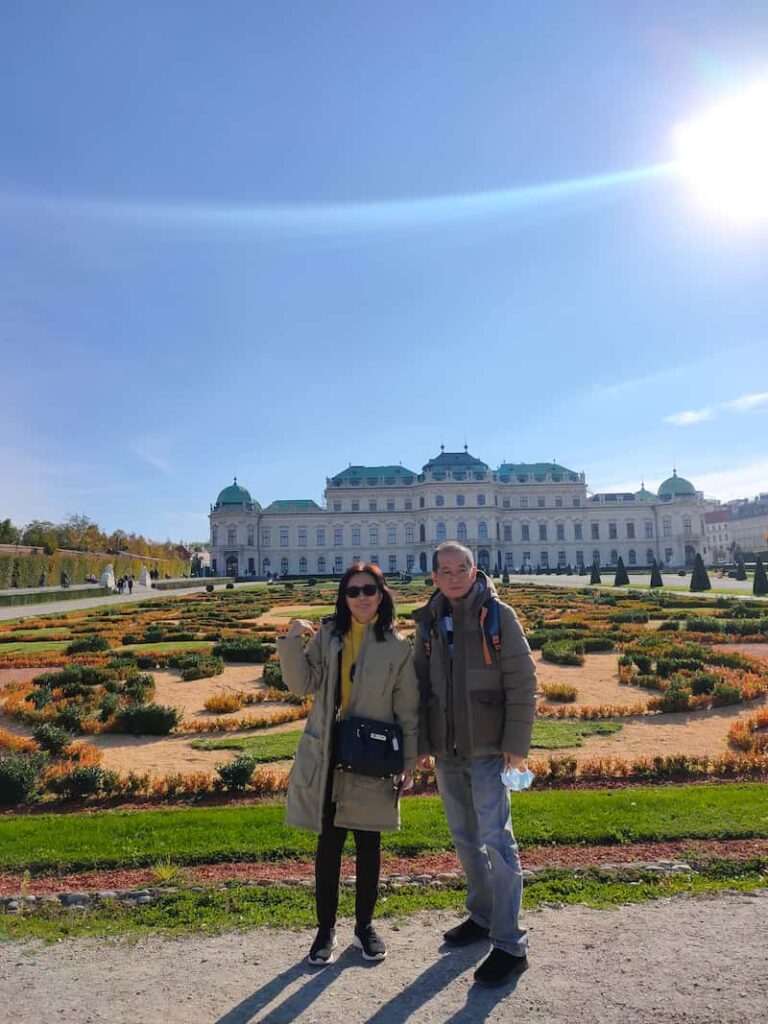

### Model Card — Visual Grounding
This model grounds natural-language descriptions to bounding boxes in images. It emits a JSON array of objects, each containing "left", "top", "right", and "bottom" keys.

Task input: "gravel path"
[{"left": 3, "top": 891, "right": 766, "bottom": 1024}]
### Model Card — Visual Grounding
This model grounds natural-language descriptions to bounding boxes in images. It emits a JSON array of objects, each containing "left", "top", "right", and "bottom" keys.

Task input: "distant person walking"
[
  {"left": 276, "top": 562, "right": 419, "bottom": 967},
  {"left": 414, "top": 541, "right": 537, "bottom": 987},
  {"left": 127, "top": 575, "right": 133, "bottom": 595},
  {"left": 38, "top": 571, "right": 46, "bottom": 587}
]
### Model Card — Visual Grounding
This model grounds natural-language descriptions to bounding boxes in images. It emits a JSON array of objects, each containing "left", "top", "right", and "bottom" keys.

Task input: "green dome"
[
  {"left": 634, "top": 482, "right": 657, "bottom": 501},
  {"left": 658, "top": 470, "right": 696, "bottom": 499},
  {"left": 215, "top": 478, "right": 253, "bottom": 506}
]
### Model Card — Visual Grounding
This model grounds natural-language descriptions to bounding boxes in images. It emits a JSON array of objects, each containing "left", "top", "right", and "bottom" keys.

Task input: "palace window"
[
  {"left": 387, "top": 527, "right": 397, "bottom": 545},
  {"left": 665, "top": 547, "right": 674, "bottom": 563},
  {"left": 555, "top": 497, "right": 563, "bottom": 508},
  {"left": 457, "top": 521, "right": 467, "bottom": 541},
  {"left": 318, "top": 556, "right": 326, "bottom": 573},
  {"left": 520, "top": 497, "right": 528, "bottom": 509},
  {"left": 369, "top": 500, "right": 377, "bottom": 512},
  {"left": 593, "top": 550, "right": 601, "bottom": 566},
  {"left": 280, "top": 557, "right": 289, "bottom": 574},
  {"left": 591, "top": 523, "right": 600, "bottom": 540},
  {"left": 477, "top": 494, "right": 486, "bottom": 506},
  {"left": 260, "top": 528, "right": 270, "bottom": 547},
  {"left": 573, "top": 497, "right": 581, "bottom": 507},
  {"left": 537, "top": 497, "right": 546, "bottom": 508},
  {"left": 503, "top": 524, "right": 512, "bottom": 541},
  {"left": 505, "top": 552, "right": 514, "bottom": 568},
  {"left": 610, "top": 549, "right": 619, "bottom": 564},
  {"left": 436, "top": 522, "right": 447, "bottom": 542},
  {"left": 608, "top": 522, "right": 618, "bottom": 540},
  {"left": 352, "top": 527, "right": 361, "bottom": 546},
  {"left": 558, "top": 551, "right": 567, "bottom": 567},
  {"left": 228, "top": 528, "right": 237, "bottom": 546},
  {"left": 456, "top": 494, "right": 465, "bottom": 506},
  {"left": 644, "top": 521, "right": 653, "bottom": 539},
  {"left": 404, "top": 499, "right": 413, "bottom": 511},
  {"left": 646, "top": 548, "right": 654, "bottom": 565},
  {"left": 405, "top": 525, "right": 414, "bottom": 544},
  {"left": 333, "top": 502, "right": 341, "bottom": 512},
  {"left": 556, "top": 523, "right": 565, "bottom": 541},
  {"left": 540, "top": 552, "right": 549, "bottom": 568},
  {"left": 298, "top": 528, "right": 307, "bottom": 547},
  {"left": 574, "top": 522, "right": 583, "bottom": 540},
  {"left": 333, "top": 526, "right": 343, "bottom": 546},
  {"left": 370, "top": 554, "right": 379, "bottom": 565},
  {"left": 576, "top": 550, "right": 584, "bottom": 567},
  {"left": 538, "top": 524, "right": 547, "bottom": 541},
  {"left": 316, "top": 528, "right": 325, "bottom": 546},
  {"left": 521, "top": 524, "right": 530, "bottom": 542},
  {"left": 436, "top": 495, "right": 444, "bottom": 507},
  {"left": 299, "top": 557, "right": 307, "bottom": 573},
  {"left": 280, "top": 528, "right": 289, "bottom": 548},
  {"left": 389, "top": 554, "right": 397, "bottom": 572},
  {"left": 247, "top": 528, "right": 254, "bottom": 546},
  {"left": 334, "top": 555, "right": 343, "bottom": 571},
  {"left": 662, "top": 519, "right": 672, "bottom": 538},
  {"left": 626, "top": 522, "right": 635, "bottom": 539},
  {"left": 406, "top": 554, "right": 415, "bottom": 570},
  {"left": 387, "top": 500, "right": 395, "bottom": 512},
  {"left": 369, "top": 526, "right": 378, "bottom": 545},
  {"left": 683, "top": 517, "right": 692, "bottom": 536},
  {"left": 211, "top": 526, "right": 218, "bottom": 545},
  {"left": 628, "top": 549, "right": 637, "bottom": 565},
  {"left": 478, "top": 521, "right": 488, "bottom": 541},
  {"left": 351, "top": 500, "right": 359, "bottom": 512}
]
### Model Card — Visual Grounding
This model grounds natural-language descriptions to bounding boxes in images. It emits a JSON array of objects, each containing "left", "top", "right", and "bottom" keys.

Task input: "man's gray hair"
[{"left": 432, "top": 541, "right": 475, "bottom": 572}]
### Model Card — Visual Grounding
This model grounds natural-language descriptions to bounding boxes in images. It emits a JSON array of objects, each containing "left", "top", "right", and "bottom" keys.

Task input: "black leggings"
[{"left": 315, "top": 798, "right": 381, "bottom": 931}]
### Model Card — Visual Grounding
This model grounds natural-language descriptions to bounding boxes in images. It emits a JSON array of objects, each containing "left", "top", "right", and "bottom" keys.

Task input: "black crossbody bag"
[{"left": 333, "top": 651, "right": 404, "bottom": 779}]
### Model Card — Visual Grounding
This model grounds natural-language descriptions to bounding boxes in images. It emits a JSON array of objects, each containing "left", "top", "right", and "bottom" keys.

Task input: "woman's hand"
[
  {"left": 285, "top": 618, "right": 317, "bottom": 640},
  {"left": 415, "top": 754, "right": 433, "bottom": 771},
  {"left": 395, "top": 769, "right": 413, "bottom": 792}
]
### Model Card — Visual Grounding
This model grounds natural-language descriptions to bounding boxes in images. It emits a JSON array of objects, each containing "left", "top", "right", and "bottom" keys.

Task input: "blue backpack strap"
[{"left": 483, "top": 596, "right": 502, "bottom": 653}]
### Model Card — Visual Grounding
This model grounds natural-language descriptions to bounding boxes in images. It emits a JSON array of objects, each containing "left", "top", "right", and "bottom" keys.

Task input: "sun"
[{"left": 674, "top": 80, "right": 768, "bottom": 224}]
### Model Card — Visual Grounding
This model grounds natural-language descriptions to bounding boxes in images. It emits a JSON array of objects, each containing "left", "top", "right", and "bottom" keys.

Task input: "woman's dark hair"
[{"left": 332, "top": 562, "right": 396, "bottom": 640}]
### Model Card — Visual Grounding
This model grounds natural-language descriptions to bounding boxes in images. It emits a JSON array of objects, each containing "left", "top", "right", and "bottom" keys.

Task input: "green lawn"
[
  {"left": 0, "top": 640, "right": 71, "bottom": 655},
  {"left": 189, "top": 722, "right": 622, "bottom": 759},
  {"left": 530, "top": 720, "right": 622, "bottom": 748},
  {"left": 118, "top": 640, "right": 215, "bottom": 653},
  {"left": 190, "top": 730, "right": 303, "bottom": 760},
  {"left": 2, "top": 784, "right": 767, "bottom": 875},
  {"left": 4, "top": 864, "right": 767, "bottom": 943}
]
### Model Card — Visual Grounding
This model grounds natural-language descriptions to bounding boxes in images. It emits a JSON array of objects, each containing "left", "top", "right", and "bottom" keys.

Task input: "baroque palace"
[{"left": 209, "top": 449, "right": 710, "bottom": 578}]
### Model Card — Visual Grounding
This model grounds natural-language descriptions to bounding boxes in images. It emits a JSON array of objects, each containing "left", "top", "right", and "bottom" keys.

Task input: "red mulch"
[{"left": 3, "top": 839, "right": 766, "bottom": 897}]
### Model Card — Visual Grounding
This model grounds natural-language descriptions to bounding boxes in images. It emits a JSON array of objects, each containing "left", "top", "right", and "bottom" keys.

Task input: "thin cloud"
[
  {"left": 721, "top": 392, "right": 768, "bottom": 413},
  {"left": 664, "top": 407, "right": 714, "bottom": 426},
  {"left": 129, "top": 441, "right": 173, "bottom": 475}
]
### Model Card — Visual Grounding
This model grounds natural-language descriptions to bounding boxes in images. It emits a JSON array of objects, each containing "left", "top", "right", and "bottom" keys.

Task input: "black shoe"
[
  {"left": 308, "top": 927, "right": 337, "bottom": 966},
  {"left": 353, "top": 923, "right": 387, "bottom": 961},
  {"left": 473, "top": 947, "right": 528, "bottom": 987},
  {"left": 443, "top": 917, "right": 491, "bottom": 946}
]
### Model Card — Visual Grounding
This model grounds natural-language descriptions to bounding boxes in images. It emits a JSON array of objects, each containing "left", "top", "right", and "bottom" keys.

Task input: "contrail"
[{"left": 0, "top": 163, "right": 676, "bottom": 236}]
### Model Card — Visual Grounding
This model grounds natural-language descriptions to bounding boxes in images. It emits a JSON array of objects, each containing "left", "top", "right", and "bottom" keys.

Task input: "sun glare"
[{"left": 674, "top": 80, "right": 768, "bottom": 224}]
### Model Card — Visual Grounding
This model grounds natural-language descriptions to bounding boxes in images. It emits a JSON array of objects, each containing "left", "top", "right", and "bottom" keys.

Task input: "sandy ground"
[
  {"left": 2, "top": 892, "right": 766, "bottom": 1024},
  {"left": 4, "top": 647, "right": 768, "bottom": 772}
]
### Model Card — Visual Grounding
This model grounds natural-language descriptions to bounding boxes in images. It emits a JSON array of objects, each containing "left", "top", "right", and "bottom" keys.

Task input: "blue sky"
[{"left": 1, "top": 1, "right": 767, "bottom": 542}]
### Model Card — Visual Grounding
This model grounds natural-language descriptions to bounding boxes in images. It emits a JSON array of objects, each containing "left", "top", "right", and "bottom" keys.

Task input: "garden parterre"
[{"left": 0, "top": 581, "right": 767, "bottom": 808}]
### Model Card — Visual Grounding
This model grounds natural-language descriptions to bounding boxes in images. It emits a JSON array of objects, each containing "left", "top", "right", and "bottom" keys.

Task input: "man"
[{"left": 414, "top": 541, "right": 537, "bottom": 987}]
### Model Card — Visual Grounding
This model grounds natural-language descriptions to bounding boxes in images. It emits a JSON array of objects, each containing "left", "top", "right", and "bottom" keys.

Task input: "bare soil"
[{"left": 3, "top": 892, "right": 766, "bottom": 1023}]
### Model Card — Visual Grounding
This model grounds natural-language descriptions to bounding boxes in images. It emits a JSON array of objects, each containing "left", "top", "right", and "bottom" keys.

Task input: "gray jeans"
[{"left": 435, "top": 754, "right": 528, "bottom": 957}]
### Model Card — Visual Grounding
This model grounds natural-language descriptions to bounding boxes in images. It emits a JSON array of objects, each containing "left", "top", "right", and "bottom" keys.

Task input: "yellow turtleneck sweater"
[{"left": 340, "top": 616, "right": 373, "bottom": 717}]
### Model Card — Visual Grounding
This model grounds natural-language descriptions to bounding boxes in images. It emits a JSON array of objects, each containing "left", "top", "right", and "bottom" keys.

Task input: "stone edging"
[{"left": 0, "top": 860, "right": 713, "bottom": 915}]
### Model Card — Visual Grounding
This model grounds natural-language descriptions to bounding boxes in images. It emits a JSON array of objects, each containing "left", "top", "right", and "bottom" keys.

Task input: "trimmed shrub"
[
  {"left": 541, "top": 640, "right": 585, "bottom": 666},
  {"left": 216, "top": 754, "right": 258, "bottom": 791},
  {"left": 212, "top": 638, "right": 274, "bottom": 663},
  {"left": 711, "top": 683, "right": 744, "bottom": 707},
  {"left": 113, "top": 703, "right": 180, "bottom": 736},
  {"left": 225, "top": 582, "right": 234, "bottom": 589},
  {"left": 0, "top": 753, "right": 47, "bottom": 805},
  {"left": 204, "top": 692, "right": 244, "bottom": 714},
  {"left": 690, "top": 672, "right": 718, "bottom": 696},
  {"left": 582, "top": 636, "right": 615, "bottom": 652},
  {"left": 206, "top": 584, "right": 214, "bottom": 593},
  {"left": 262, "top": 662, "right": 287, "bottom": 691},
  {"left": 613, "top": 557, "right": 629, "bottom": 586},
  {"left": 540, "top": 682, "right": 577, "bottom": 702},
  {"left": 754, "top": 557, "right": 768, "bottom": 597},
  {"left": 689, "top": 554, "right": 711, "bottom": 592},
  {"left": 31, "top": 723, "right": 73, "bottom": 755},
  {"left": 66, "top": 635, "right": 110, "bottom": 654},
  {"left": 52, "top": 765, "right": 105, "bottom": 798},
  {"left": 649, "top": 560, "right": 663, "bottom": 588},
  {"left": 590, "top": 563, "right": 601, "bottom": 585}
]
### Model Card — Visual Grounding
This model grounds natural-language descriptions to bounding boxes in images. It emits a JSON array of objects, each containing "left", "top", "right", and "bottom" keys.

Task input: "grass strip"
[
  {"left": 190, "top": 721, "right": 622, "bottom": 758},
  {"left": 2, "top": 862, "right": 765, "bottom": 943},
  {"left": 2, "top": 784, "right": 768, "bottom": 875}
]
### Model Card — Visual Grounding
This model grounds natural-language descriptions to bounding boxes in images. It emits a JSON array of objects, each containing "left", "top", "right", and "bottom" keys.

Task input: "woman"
[{"left": 276, "top": 562, "right": 419, "bottom": 966}]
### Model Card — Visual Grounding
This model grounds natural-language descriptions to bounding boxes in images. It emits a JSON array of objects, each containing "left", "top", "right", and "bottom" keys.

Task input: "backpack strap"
[
  {"left": 418, "top": 619, "right": 432, "bottom": 657},
  {"left": 479, "top": 598, "right": 502, "bottom": 666}
]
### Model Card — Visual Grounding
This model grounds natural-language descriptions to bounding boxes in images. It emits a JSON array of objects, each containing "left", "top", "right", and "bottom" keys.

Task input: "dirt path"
[{"left": 3, "top": 892, "right": 766, "bottom": 1023}]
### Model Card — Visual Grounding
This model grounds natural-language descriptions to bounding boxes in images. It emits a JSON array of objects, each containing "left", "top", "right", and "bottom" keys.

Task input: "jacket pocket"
[
  {"left": 468, "top": 689, "right": 504, "bottom": 748},
  {"left": 289, "top": 732, "right": 323, "bottom": 787}
]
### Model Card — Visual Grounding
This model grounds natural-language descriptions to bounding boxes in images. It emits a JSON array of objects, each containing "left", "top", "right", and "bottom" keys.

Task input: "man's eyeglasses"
[
  {"left": 345, "top": 584, "right": 378, "bottom": 598},
  {"left": 436, "top": 567, "right": 472, "bottom": 580}
]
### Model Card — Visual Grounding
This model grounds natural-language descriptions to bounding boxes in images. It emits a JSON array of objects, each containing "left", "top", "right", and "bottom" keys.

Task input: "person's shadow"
[
  {"left": 215, "top": 945, "right": 359, "bottom": 1024},
  {"left": 361, "top": 942, "right": 524, "bottom": 1024}
]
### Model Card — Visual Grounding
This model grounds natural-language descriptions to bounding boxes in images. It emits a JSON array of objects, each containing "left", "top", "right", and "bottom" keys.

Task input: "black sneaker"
[
  {"left": 353, "top": 923, "right": 387, "bottom": 961},
  {"left": 443, "top": 918, "right": 491, "bottom": 946},
  {"left": 308, "top": 927, "right": 337, "bottom": 966},
  {"left": 473, "top": 947, "right": 528, "bottom": 987}
]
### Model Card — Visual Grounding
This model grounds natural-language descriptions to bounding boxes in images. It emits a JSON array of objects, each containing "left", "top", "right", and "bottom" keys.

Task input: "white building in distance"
[{"left": 209, "top": 449, "right": 710, "bottom": 578}]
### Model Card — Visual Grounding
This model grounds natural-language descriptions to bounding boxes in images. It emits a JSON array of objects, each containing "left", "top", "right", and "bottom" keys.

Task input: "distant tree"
[
  {"left": 0, "top": 518, "right": 20, "bottom": 544},
  {"left": 613, "top": 556, "right": 629, "bottom": 586},
  {"left": 590, "top": 561, "right": 601, "bottom": 585},
  {"left": 649, "top": 559, "right": 664, "bottom": 588},
  {"left": 753, "top": 556, "right": 768, "bottom": 597},
  {"left": 689, "top": 553, "right": 711, "bottom": 592}
]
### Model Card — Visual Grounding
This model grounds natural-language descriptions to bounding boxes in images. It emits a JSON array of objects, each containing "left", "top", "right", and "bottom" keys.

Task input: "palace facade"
[{"left": 209, "top": 449, "right": 710, "bottom": 578}]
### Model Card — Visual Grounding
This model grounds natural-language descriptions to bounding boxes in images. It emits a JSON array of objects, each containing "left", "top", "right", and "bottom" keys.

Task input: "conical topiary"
[
  {"left": 753, "top": 556, "right": 768, "bottom": 596},
  {"left": 735, "top": 555, "right": 748, "bottom": 581},
  {"left": 650, "top": 559, "right": 663, "bottom": 588},
  {"left": 689, "top": 553, "right": 711, "bottom": 592},
  {"left": 613, "top": 556, "right": 629, "bottom": 586},
  {"left": 590, "top": 561, "right": 601, "bottom": 585}
]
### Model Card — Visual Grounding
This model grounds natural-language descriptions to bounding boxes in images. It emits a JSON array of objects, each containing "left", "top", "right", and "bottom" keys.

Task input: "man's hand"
[
  {"left": 415, "top": 754, "right": 433, "bottom": 771},
  {"left": 503, "top": 752, "right": 527, "bottom": 771},
  {"left": 285, "top": 618, "right": 316, "bottom": 640}
]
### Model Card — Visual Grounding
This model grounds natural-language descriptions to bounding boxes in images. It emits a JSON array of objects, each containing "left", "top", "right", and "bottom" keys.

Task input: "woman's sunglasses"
[{"left": 345, "top": 584, "right": 379, "bottom": 599}]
